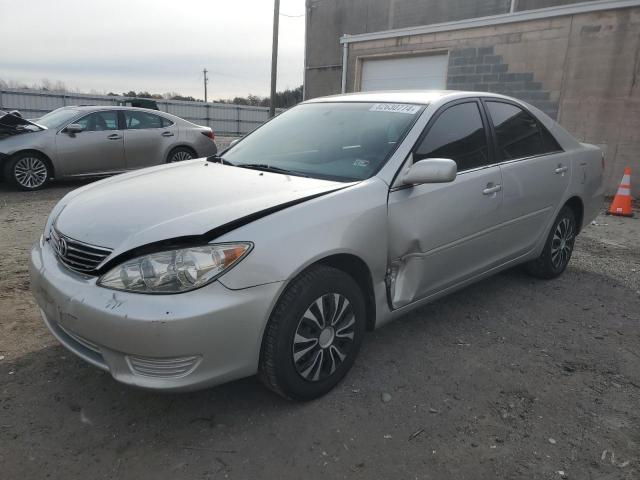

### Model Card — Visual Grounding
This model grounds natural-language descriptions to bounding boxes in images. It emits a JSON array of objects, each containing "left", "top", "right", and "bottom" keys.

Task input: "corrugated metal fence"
[{"left": 0, "top": 88, "right": 283, "bottom": 136}]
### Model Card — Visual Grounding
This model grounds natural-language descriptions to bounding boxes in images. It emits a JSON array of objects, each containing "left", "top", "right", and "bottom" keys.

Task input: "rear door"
[
  {"left": 482, "top": 100, "right": 569, "bottom": 259},
  {"left": 121, "top": 110, "right": 177, "bottom": 169},
  {"left": 55, "top": 110, "right": 125, "bottom": 176},
  {"left": 387, "top": 100, "right": 505, "bottom": 308}
]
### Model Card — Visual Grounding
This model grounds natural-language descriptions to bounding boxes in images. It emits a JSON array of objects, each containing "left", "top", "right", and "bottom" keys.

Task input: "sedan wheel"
[
  {"left": 550, "top": 217, "right": 575, "bottom": 270},
  {"left": 525, "top": 206, "right": 576, "bottom": 279},
  {"left": 6, "top": 154, "right": 51, "bottom": 190},
  {"left": 259, "top": 265, "right": 366, "bottom": 401},
  {"left": 293, "top": 293, "right": 356, "bottom": 382},
  {"left": 168, "top": 148, "right": 195, "bottom": 163}
]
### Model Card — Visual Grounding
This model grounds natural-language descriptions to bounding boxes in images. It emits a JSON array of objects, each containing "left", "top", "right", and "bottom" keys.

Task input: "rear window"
[
  {"left": 486, "top": 101, "right": 562, "bottom": 161},
  {"left": 124, "top": 111, "right": 165, "bottom": 130}
]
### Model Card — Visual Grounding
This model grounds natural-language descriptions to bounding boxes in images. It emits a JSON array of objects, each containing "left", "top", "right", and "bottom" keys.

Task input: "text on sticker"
[{"left": 369, "top": 104, "right": 421, "bottom": 115}]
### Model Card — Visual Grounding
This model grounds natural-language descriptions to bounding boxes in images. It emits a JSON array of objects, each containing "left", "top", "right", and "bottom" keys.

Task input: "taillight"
[{"left": 201, "top": 129, "right": 215, "bottom": 141}]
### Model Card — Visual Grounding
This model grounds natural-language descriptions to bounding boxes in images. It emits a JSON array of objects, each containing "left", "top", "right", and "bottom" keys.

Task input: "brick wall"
[{"left": 447, "top": 46, "right": 558, "bottom": 119}]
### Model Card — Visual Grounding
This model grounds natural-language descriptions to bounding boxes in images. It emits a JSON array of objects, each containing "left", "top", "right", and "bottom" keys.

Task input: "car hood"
[
  {"left": 0, "top": 110, "right": 43, "bottom": 136},
  {"left": 53, "top": 160, "right": 349, "bottom": 256}
]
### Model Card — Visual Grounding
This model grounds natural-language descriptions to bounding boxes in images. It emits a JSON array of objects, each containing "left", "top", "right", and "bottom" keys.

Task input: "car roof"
[
  {"left": 303, "top": 90, "right": 510, "bottom": 105},
  {"left": 58, "top": 105, "right": 171, "bottom": 114}
]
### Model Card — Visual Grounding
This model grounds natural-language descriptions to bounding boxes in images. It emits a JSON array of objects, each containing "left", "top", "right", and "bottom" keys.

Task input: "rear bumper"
[{"left": 29, "top": 236, "right": 283, "bottom": 392}]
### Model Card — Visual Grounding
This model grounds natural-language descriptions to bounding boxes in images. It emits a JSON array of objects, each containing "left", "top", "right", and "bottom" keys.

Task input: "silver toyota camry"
[
  {"left": 29, "top": 91, "right": 604, "bottom": 400},
  {"left": 0, "top": 106, "right": 217, "bottom": 190}
]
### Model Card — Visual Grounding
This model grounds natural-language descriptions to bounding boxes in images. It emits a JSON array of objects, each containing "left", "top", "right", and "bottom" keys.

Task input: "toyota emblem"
[{"left": 58, "top": 237, "right": 68, "bottom": 257}]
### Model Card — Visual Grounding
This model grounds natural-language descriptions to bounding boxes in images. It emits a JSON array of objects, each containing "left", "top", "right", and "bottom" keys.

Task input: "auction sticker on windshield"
[{"left": 369, "top": 104, "right": 421, "bottom": 114}]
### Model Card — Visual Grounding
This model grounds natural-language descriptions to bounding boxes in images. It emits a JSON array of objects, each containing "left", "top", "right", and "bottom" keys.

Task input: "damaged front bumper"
[{"left": 29, "top": 236, "right": 283, "bottom": 392}]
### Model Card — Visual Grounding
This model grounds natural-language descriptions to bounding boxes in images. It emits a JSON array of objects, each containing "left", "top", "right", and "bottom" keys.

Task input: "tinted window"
[
  {"left": 161, "top": 116, "right": 174, "bottom": 127},
  {"left": 486, "top": 101, "right": 561, "bottom": 160},
  {"left": 76, "top": 111, "right": 118, "bottom": 132},
  {"left": 415, "top": 102, "right": 489, "bottom": 171},
  {"left": 124, "top": 111, "right": 164, "bottom": 129}
]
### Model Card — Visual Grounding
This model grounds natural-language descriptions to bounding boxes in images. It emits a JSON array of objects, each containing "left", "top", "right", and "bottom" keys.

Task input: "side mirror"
[
  {"left": 402, "top": 158, "right": 457, "bottom": 185},
  {"left": 64, "top": 124, "right": 84, "bottom": 134}
]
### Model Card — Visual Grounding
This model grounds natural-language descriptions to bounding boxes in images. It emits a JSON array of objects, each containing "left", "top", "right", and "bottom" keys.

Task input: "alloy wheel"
[
  {"left": 551, "top": 217, "right": 575, "bottom": 269},
  {"left": 170, "top": 151, "right": 193, "bottom": 162},
  {"left": 292, "top": 293, "right": 356, "bottom": 382},
  {"left": 14, "top": 157, "right": 48, "bottom": 189}
]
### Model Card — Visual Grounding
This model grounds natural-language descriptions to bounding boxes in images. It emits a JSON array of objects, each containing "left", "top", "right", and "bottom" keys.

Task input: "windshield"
[
  {"left": 36, "top": 108, "right": 81, "bottom": 129},
  {"left": 223, "top": 102, "right": 425, "bottom": 181}
]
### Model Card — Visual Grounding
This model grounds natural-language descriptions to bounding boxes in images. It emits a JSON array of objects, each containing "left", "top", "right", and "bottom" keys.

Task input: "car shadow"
[{"left": 2, "top": 266, "right": 639, "bottom": 478}]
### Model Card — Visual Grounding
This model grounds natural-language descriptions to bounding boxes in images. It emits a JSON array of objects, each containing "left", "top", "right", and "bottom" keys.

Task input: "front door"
[
  {"left": 483, "top": 100, "right": 570, "bottom": 259},
  {"left": 55, "top": 110, "right": 125, "bottom": 176},
  {"left": 387, "top": 100, "right": 505, "bottom": 308}
]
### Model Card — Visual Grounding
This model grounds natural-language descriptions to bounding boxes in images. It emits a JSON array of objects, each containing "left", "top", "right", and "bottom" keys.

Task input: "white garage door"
[{"left": 360, "top": 54, "right": 449, "bottom": 91}]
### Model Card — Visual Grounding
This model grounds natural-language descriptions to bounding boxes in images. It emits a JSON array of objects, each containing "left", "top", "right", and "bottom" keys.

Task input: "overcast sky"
[{"left": 0, "top": 0, "right": 306, "bottom": 100}]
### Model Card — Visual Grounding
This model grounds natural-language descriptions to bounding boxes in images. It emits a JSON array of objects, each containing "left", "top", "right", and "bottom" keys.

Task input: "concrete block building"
[{"left": 304, "top": 0, "right": 640, "bottom": 196}]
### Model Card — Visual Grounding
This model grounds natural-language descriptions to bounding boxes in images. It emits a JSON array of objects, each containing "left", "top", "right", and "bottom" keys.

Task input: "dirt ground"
[{"left": 0, "top": 179, "right": 638, "bottom": 480}]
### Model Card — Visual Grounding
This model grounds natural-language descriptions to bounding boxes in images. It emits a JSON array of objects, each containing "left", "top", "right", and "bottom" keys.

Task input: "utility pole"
[
  {"left": 269, "top": 0, "right": 280, "bottom": 117},
  {"left": 203, "top": 68, "right": 209, "bottom": 102}
]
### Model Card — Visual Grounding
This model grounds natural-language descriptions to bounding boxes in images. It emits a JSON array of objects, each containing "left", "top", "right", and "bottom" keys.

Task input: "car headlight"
[{"left": 97, "top": 242, "right": 252, "bottom": 294}]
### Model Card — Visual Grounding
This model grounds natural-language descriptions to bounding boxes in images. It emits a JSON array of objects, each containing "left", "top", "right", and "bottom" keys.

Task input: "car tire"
[
  {"left": 525, "top": 206, "right": 577, "bottom": 279},
  {"left": 167, "top": 147, "right": 196, "bottom": 163},
  {"left": 259, "top": 265, "right": 366, "bottom": 401},
  {"left": 4, "top": 152, "right": 51, "bottom": 191}
]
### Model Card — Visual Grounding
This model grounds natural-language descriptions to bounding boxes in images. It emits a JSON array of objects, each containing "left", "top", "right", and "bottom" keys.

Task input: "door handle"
[
  {"left": 161, "top": 131, "right": 174, "bottom": 137},
  {"left": 483, "top": 184, "right": 502, "bottom": 195},
  {"left": 555, "top": 165, "right": 568, "bottom": 174},
  {"left": 107, "top": 134, "right": 122, "bottom": 140}
]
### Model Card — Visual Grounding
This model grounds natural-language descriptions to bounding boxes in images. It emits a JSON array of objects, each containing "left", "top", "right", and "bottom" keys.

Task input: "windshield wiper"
[
  {"left": 206, "top": 155, "right": 234, "bottom": 166},
  {"left": 237, "top": 164, "right": 310, "bottom": 178}
]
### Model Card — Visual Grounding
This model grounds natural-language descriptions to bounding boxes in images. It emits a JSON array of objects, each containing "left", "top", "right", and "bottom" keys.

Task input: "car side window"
[
  {"left": 414, "top": 102, "right": 489, "bottom": 172},
  {"left": 486, "top": 101, "right": 562, "bottom": 161},
  {"left": 124, "top": 111, "right": 164, "bottom": 130},
  {"left": 161, "top": 117, "right": 174, "bottom": 127},
  {"left": 75, "top": 111, "right": 118, "bottom": 132}
]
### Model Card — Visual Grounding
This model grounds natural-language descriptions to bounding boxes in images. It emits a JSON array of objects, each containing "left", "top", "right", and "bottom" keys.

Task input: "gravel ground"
[{"left": 0, "top": 179, "right": 638, "bottom": 480}]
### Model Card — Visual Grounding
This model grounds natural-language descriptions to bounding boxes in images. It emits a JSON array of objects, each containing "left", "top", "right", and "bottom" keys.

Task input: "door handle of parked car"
[
  {"left": 107, "top": 134, "right": 122, "bottom": 140},
  {"left": 555, "top": 165, "right": 568, "bottom": 174},
  {"left": 482, "top": 184, "right": 502, "bottom": 195},
  {"left": 161, "top": 131, "right": 174, "bottom": 137}
]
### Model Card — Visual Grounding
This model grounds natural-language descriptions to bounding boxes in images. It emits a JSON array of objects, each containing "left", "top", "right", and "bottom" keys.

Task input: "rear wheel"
[
  {"left": 167, "top": 147, "right": 196, "bottom": 163},
  {"left": 259, "top": 265, "right": 366, "bottom": 401},
  {"left": 4, "top": 152, "right": 51, "bottom": 191},
  {"left": 525, "top": 206, "right": 576, "bottom": 279}
]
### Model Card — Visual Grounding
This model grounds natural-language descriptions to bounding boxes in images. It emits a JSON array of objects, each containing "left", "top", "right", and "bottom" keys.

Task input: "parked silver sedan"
[
  {"left": 0, "top": 106, "right": 217, "bottom": 190},
  {"left": 29, "top": 91, "right": 603, "bottom": 400}
]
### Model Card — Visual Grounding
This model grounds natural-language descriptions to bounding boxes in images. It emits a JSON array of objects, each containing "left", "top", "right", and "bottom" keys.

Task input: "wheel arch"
[
  {"left": 314, "top": 253, "right": 377, "bottom": 331},
  {"left": 564, "top": 196, "right": 584, "bottom": 233},
  {"left": 9, "top": 149, "right": 56, "bottom": 178},
  {"left": 167, "top": 144, "right": 198, "bottom": 162}
]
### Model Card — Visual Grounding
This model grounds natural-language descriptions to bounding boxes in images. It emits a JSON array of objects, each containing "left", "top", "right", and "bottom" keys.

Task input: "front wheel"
[
  {"left": 525, "top": 206, "right": 577, "bottom": 279},
  {"left": 259, "top": 265, "right": 366, "bottom": 401},
  {"left": 4, "top": 152, "right": 51, "bottom": 191}
]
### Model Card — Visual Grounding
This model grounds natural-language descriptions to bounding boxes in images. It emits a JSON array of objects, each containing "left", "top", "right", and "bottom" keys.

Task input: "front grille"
[
  {"left": 127, "top": 355, "right": 201, "bottom": 378},
  {"left": 50, "top": 227, "right": 112, "bottom": 275}
]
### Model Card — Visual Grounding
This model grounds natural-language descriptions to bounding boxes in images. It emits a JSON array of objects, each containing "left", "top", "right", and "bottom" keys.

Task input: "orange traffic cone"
[{"left": 608, "top": 167, "right": 633, "bottom": 217}]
